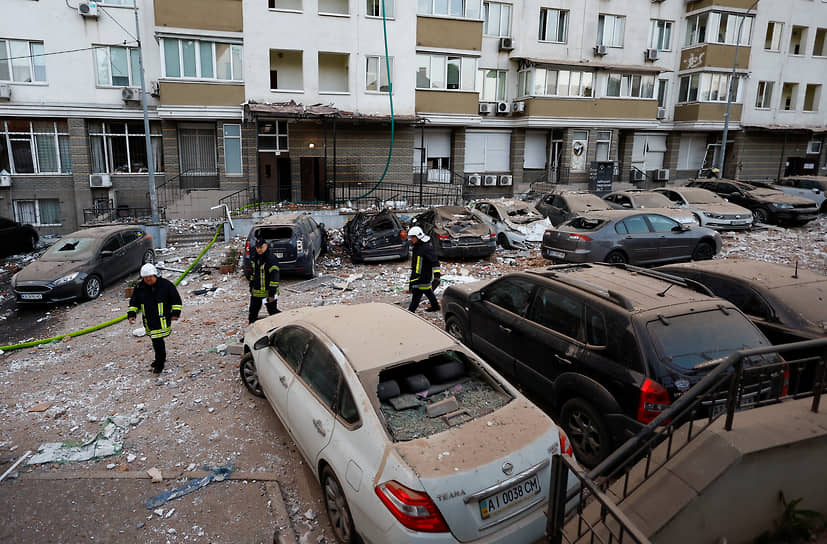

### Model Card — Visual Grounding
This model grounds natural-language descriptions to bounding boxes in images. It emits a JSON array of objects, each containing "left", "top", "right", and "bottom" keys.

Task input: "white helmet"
[
  {"left": 140, "top": 263, "right": 158, "bottom": 277},
  {"left": 407, "top": 226, "right": 430, "bottom": 243}
]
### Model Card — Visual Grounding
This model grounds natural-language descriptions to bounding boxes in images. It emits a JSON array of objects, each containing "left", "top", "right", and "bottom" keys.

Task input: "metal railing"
[
  {"left": 83, "top": 206, "right": 166, "bottom": 225},
  {"left": 146, "top": 169, "right": 196, "bottom": 209},
  {"left": 332, "top": 179, "right": 464, "bottom": 208},
  {"left": 218, "top": 185, "right": 258, "bottom": 215}
]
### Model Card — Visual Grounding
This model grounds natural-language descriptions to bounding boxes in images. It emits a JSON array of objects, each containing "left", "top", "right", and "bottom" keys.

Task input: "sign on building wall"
[{"left": 570, "top": 131, "right": 588, "bottom": 172}]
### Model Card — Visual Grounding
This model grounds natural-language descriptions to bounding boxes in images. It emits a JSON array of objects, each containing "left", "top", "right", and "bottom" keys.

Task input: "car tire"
[
  {"left": 753, "top": 207, "right": 770, "bottom": 224},
  {"left": 142, "top": 249, "right": 155, "bottom": 265},
  {"left": 604, "top": 250, "right": 627, "bottom": 264},
  {"left": 497, "top": 233, "right": 511, "bottom": 249},
  {"left": 322, "top": 466, "right": 356, "bottom": 544},
  {"left": 26, "top": 232, "right": 38, "bottom": 252},
  {"left": 82, "top": 275, "right": 102, "bottom": 300},
  {"left": 305, "top": 256, "right": 316, "bottom": 279},
  {"left": 240, "top": 353, "right": 265, "bottom": 398},
  {"left": 560, "top": 398, "right": 612, "bottom": 469},
  {"left": 445, "top": 315, "right": 467, "bottom": 344},
  {"left": 692, "top": 241, "right": 715, "bottom": 261}
]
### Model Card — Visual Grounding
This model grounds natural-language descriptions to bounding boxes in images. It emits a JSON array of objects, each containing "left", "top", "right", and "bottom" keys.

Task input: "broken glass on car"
[{"left": 41, "top": 238, "right": 98, "bottom": 261}]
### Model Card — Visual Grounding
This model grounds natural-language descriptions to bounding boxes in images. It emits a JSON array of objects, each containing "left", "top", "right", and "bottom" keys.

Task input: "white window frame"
[
  {"left": 477, "top": 69, "right": 506, "bottom": 101},
  {"left": 0, "top": 120, "right": 71, "bottom": 174},
  {"left": 483, "top": 2, "right": 511, "bottom": 37},
  {"left": 415, "top": 54, "right": 477, "bottom": 91},
  {"left": 318, "top": 0, "right": 349, "bottom": 16},
  {"left": 539, "top": 8, "right": 568, "bottom": 43},
  {"left": 0, "top": 39, "right": 46, "bottom": 83},
  {"left": 648, "top": 19, "right": 673, "bottom": 51},
  {"left": 678, "top": 73, "right": 742, "bottom": 103},
  {"left": 160, "top": 38, "right": 243, "bottom": 82},
  {"left": 366, "top": 0, "right": 393, "bottom": 18},
  {"left": 366, "top": 55, "right": 393, "bottom": 93},
  {"left": 754, "top": 80, "right": 773, "bottom": 109},
  {"left": 597, "top": 14, "right": 625, "bottom": 48},
  {"left": 269, "top": 0, "right": 302, "bottom": 11},
  {"left": 803, "top": 84, "right": 821, "bottom": 112},
  {"left": 605, "top": 74, "right": 656, "bottom": 99},
  {"left": 95, "top": 45, "right": 140, "bottom": 87},
  {"left": 222, "top": 123, "right": 242, "bottom": 176},
  {"left": 528, "top": 68, "right": 594, "bottom": 98},
  {"left": 88, "top": 121, "right": 164, "bottom": 174},
  {"left": 764, "top": 21, "right": 784, "bottom": 51},
  {"left": 595, "top": 131, "right": 612, "bottom": 162},
  {"left": 257, "top": 120, "right": 289, "bottom": 152},
  {"left": 13, "top": 199, "right": 61, "bottom": 226},
  {"left": 417, "top": 0, "right": 482, "bottom": 19}
]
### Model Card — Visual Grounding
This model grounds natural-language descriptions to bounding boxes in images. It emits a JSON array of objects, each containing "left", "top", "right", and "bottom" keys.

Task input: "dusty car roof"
[
  {"left": 433, "top": 206, "right": 474, "bottom": 218},
  {"left": 657, "top": 259, "right": 827, "bottom": 290},
  {"left": 253, "top": 214, "right": 307, "bottom": 227},
  {"left": 561, "top": 209, "right": 650, "bottom": 222},
  {"left": 62, "top": 225, "right": 143, "bottom": 239}
]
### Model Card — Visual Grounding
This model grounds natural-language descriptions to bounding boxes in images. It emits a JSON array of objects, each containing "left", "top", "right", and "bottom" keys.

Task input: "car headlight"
[
  {"left": 703, "top": 212, "right": 725, "bottom": 219},
  {"left": 773, "top": 203, "right": 793, "bottom": 209},
  {"left": 53, "top": 272, "right": 80, "bottom": 286}
]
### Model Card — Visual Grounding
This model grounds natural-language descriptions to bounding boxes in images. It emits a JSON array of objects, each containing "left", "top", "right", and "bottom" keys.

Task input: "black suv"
[
  {"left": 687, "top": 179, "right": 818, "bottom": 225},
  {"left": 441, "top": 263, "right": 785, "bottom": 467}
]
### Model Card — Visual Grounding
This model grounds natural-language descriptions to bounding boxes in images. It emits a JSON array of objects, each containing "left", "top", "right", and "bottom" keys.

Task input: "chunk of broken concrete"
[{"left": 147, "top": 467, "right": 163, "bottom": 483}]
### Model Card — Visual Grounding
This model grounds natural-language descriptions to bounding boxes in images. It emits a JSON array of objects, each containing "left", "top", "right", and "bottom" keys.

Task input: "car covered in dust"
[
  {"left": 469, "top": 199, "right": 549, "bottom": 249},
  {"left": 243, "top": 213, "right": 326, "bottom": 278},
  {"left": 342, "top": 209, "right": 409, "bottom": 263},
  {"left": 603, "top": 190, "right": 699, "bottom": 227},
  {"left": 239, "top": 303, "right": 578, "bottom": 544},
  {"left": 411, "top": 206, "right": 496, "bottom": 259},
  {"left": 534, "top": 191, "right": 614, "bottom": 226}
]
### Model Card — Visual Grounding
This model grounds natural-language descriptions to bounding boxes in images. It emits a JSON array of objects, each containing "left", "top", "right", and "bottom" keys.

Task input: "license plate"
[
  {"left": 275, "top": 252, "right": 283, "bottom": 258},
  {"left": 21, "top": 293, "right": 43, "bottom": 300},
  {"left": 545, "top": 249, "right": 565, "bottom": 259},
  {"left": 711, "top": 396, "right": 756, "bottom": 418},
  {"left": 478, "top": 475, "right": 541, "bottom": 520}
]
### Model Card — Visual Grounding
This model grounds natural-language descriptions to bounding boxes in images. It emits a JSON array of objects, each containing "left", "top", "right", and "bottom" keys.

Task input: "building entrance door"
[
  {"left": 300, "top": 157, "right": 326, "bottom": 202},
  {"left": 258, "top": 152, "right": 279, "bottom": 202}
]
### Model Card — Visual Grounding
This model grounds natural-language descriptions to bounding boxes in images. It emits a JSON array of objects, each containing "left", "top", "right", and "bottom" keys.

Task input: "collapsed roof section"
[{"left": 245, "top": 100, "right": 421, "bottom": 123}]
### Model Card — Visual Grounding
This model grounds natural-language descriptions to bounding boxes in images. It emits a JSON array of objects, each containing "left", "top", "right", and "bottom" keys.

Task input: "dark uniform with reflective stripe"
[
  {"left": 127, "top": 276, "right": 182, "bottom": 371},
  {"left": 408, "top": 240, "right": 441, "bottom": 312},
  {"left": 248, "top": 247, "right": 280, "bottom": 323}
]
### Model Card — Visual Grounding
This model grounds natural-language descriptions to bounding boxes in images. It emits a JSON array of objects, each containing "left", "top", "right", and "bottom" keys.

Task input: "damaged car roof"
[{"left": 253, "top": 214, "right": 308, "bottom": 226}]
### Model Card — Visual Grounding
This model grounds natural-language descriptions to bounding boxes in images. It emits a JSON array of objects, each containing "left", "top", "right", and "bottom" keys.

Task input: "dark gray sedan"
[
  {"left": 541, "top": 211, "right": 721, "bottom": 265},
  {"left": 11, "top": 225, "right": 155, "bottom": 303}
]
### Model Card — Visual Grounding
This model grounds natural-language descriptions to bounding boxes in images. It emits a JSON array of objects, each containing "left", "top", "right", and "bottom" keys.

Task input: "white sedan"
[{"left": 240, "top": 303, "right": 577, "bottom": 544}]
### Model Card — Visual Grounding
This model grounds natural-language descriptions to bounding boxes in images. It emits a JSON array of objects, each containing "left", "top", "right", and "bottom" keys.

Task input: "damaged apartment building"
[{"left": 1, "top": 0, "right": 826, "bottom": 235}]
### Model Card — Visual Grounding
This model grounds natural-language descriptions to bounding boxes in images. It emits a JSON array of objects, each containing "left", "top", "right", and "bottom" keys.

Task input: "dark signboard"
[{"left": 589, "top": 161, "right": 614, "bottom": 194}]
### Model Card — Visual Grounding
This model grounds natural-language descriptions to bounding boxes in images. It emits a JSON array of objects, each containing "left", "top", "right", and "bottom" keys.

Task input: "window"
[
  {"left": 755, "top": 81, "right": 773, "bottom": 109},
  {"left": 258, "top": 120, "right": 289, "bottom": 151},
  {"left": 597, "top": 14, "right": 625, "bottom": 47},
  {"left": 464, "top": 130, "right": 511, "bottom": 173},
  {"left": 0, "top": 39, "right": 46, "bottom": 83},
  {"left": 337, "top": 383, "right": 360, "bottom": 425},
  {"left": 781, "top": 82, "right": 798, "bottom": 110},
  {"left": 482, "top": 277, "right": 535, "bottom": 316},
  {"left": 685, "top": 12, "right": 752, "bottom": 46},
  {"left": 318, "top": 52, "right": 349, "bottom": 93},
  {"left": 300, "top": 338, "right": 341, "bottom": 409},
  {"left": 483, "top": 2, "right": 511, "bottom": 37},
  {"left": 804, "top": 84, "right": 821, "bottom": 112},
  {"left": 366, "top": 55, "right": 392, "bottom": 92},
  {"left": 88, "top": 121, "right": 164, "bottom": 174},
  {"left": 685, "top": 13, "right": 709, "bottom": 46},
  {"left": 789, "top": 26, "right": 807, "bottom": 55},
  {"left": 0, "top": 120, "right": 71, "bottom": 174},
  {"left": 13, "top": 199, "right": 60, "bottom": 226},
  {"left": 178, "top": 125, "right": 217, "bottom": 184},
  {"left": 616, "top": 215, "right": 649, "bottom": 234},
  {"left": 477, "top": 69, "right": 506, "bottom": 101},
  {"left": 527, "top": 287, "right": 584, "bottom": 341},
  {"left": 764, "top": 21, "right": 783, "bottom": 51},
  {"left": 595, "top": 131, "right": 611, "bottom": 162},
  {"left": 414, "top": 129, "right": 452, "bottom": 181},
  {"left": 606, "top": 74, "right": 656, "bottom": 99},
  {"left": 646, "top": 214, "right": 679, "bottom": 233},
  {"left": 274, "top": 326, "right": 312, "bottom": 370},
  {"left": 657, "top": 78, "right": 668, "bottom": 107},
  {"left": 528, "top": 68, "right": 593, "bottom": 97},
  {"left": 367, "top": 0, "right": 393, "bottom": 18},
  {"left": 95, "top": 46, "right": 140, "bottom": 87},
  {"left": 417, "top": 0, "right": 481, "bottom": 19},
  {"left": 319, "top": 0, "right": 348, "bottom": 15},
  {"left": 162, "top": 39, "right": 243, "bottom": 81},
  {"left": 539, "top": 8, "right": 568, "bottom": 43},
  {"left": 649, "top": 20, "right": 672, "bottom": 51},
  {"left": 523, "top": 131, "right": 547, "bottom": 169},
  {"left": 223, "top": 124, "right": 242, "bottom": 175},
  {"left": 678, "top": 73, "right": 741, "bottom": 103},
  {"left": 571, "top": 130, "right": 588, "bottom": 172},
  {"left": 415, "top": 54, "right": 476, "bottom": 91},
  {"left": 269, "top": 0, "right": 302, "bottom": 10},
  {"left": 269, "top": 49, "right": 303, "bottom": 90},
  {"left": 814, "top": 28, "right": 826, "bottom": 56}
]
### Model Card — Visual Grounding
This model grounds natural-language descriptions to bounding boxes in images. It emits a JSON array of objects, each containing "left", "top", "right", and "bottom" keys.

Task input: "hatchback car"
[
  {"left": 686, "top": 179, "right": 819, "bottom": 225},
  {"left": 602, "top": 190, "right": 698, "bottom": 227},
  {"left": 0, "top": 217, "right": 39, "bottom": 257},
  {"left": 11, "top": 225, "right": 154, "bottom": 303},
  {"left": 343, "top": 209, "right": 408, "bottom": 263},
  {"left": 441, "top": 264, "right": 785, "bottom": 466},
  {"left": 412, "top": 206, "right": 496, "bottom": 259},
  {"left": 534, "top": 192, "right": 613, "bottom": 226},
  {"left": 653, "top": 186, "right": 753, "bottom": 230},
  {"left": 469, "top": 199, "right": 547, "bottom": 249},
  {"left": 239, "top": 303, "right": 577, "bottom": 544},
  {"left": 542, "top": 211, "right": 721, "bottom": 265},
  {"left": 243, "top": 213, "right": 326, "bottom": 278}
]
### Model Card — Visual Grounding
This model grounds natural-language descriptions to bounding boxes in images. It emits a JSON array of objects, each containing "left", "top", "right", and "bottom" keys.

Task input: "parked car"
[
  {"left": 686, "top": 179, "right": 819, "bottom": 225},
  {"left": 343, "top": 209, "right": 408, "bottom": 263},
  {"left": 469, "top": 199, "right": 547, "bottom": 249},
  {"left": 239, "top": 303, "right": 578, "bottom": 544},
  {"left": 653, "top": 186, "right": 753, "bottom": 230},
  {"left": 0, "top": 217, "right": 39, "bottom": 257},
  {"left": 603, "top": 190, "right": 698, "bottom": 227},
  {"left": 441, "top": 264, "right": 786, "bottom": 466},
  {"left": 534, "top": 192, "right": 613, "bottom": 226},
  {"left": 655, "top": 259, "right": 827, "bottom": 394},
  {"left": 243, "top": 213, "right": 326, "bottom": 278},
  {"left": 11, "top": 225, "right": 154, "bottom": 304},
  {"left": 541, "top": 211, "right": 722, "bottom": 265},
  {"left": 771, "top": 176, "right": 826, "bottom": 212},
  {"left": 411, "top": 206, "right": 496, "bottom": 259}
]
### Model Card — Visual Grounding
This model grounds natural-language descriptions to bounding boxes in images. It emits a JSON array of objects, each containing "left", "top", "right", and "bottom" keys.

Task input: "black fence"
[
  {"left": 330, "top": 180, "right": 464, "bottom": 208},
  {"left": 83, "top": 206, "right": 166, "bottom": 225}
]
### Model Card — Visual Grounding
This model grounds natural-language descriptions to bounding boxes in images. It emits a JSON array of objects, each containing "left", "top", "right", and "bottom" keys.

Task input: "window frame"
[
  {"left": 268, "top": 0, "right": 303, "bottom": 11},
  {"left": 678, "top": 72, "right": 742, "bottom": 104},
  {"left": 88, "top": 121, "right": 165, "bottom": 175},
  {"left": 803, "top": 84, "right": 821, "bottom": 112},
  {"left": 94, "top": 45, "right": 141, "bottom": 88},
  {"left": 415, "top": 54, "right": 478, "bottom": 91},
  {"left": 528, "top": 68, "right": 594, "bottom": 98},
  {"left": 781, "top": 82, "right": 799, "bottom": 111},
  {"left": 597, "top": 14, "right": 625, "bottom": 48},
  {"left": 222, "top": 123, "right": 242, "bottom": 176},
  {"left": 648, "top": 19, "right": 673, "bottom": 51},
  {"left": 483, "top": 1, "right": 511, "bottom": 37},
  {"left": 417, "top": 0, "right": 482, "bottom": 20},
  {"left": 482, "top": 276, "right": 536, "bottom": 317},
  {"left": 605, "top": 73, "right": 656, "bottom": 99},
  {"left": 160, "top": 38, "right": 243, "bottom": 82},
  {"left": 539, "top": 8, "right": 568, "bottom": 43},
  {"left": 366, "top": 0, "right": 393, "bottom": 18},
  {"left": 365, "top": 55, "right": 393, "bottom": 93},
  {"left": 13, "top": 198, "right": 61, "bottom": 226},
  {"left": 595, "top": 131, "right": 612, "bottom": 162},
  {"left": 257, "top": 120, "right": 289, "bottom": 152},
  {"left": 764, "top": 21, "right": 784, "bottom": 52},
  {"left": 754, "top": 80, "right": 773, "bottom": 109},
  {"left": 477, "top": 68, "right": 507, "bottom": 101},
  {"left": 0, "top": 39, "right": 46, "bottom": 83},
  {"left": 0, "top": 120, "right": 72, "bottom": 175}
]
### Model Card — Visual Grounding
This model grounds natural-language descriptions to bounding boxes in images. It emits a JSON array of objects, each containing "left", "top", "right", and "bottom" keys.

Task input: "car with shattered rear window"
[
  {"left": 343, "top": 209, "right": 409, "bottom": 263},
  {"left": 468, "top": 199, "right": 549, "bottom": 249},
  {"left": 534, "top": 191, "right": 614, "bottom": 226},
  {"left": 411, "top": 206, "right": 496, "bottom": 259},
  {"left": 239, "top": 302, "right": 578, "bottom": 544},
  {"left": 243, "top": 213, "right": 326, "bottom": 278}
]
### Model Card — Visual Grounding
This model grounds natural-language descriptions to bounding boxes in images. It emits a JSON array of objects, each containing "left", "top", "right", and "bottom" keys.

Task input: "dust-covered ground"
[{"left": 0, "top": 214, "right": 824, "bottom": 543}]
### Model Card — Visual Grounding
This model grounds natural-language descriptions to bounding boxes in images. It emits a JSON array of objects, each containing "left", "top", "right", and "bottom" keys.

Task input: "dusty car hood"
[
  {"left": 15, "top": 259, "right": 88, "bottom": 283},
  {"left": 749, "top": 190, "right": 813, "bottom": 205},
  {"left": 642, "top": 208, "right": 696, "bottom": 224},
  {"left": 695, "top": 203, "right": 752, "bottom": 215}
]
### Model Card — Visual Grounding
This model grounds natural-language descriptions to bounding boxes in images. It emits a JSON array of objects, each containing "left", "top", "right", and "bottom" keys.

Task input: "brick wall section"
[
  {"left": 731, "top": 131, "right": 812, "bottom": 181},
  {"left": 68, "top": 117, "right": 90, "bottom": 232},
  {"left": 510, "top": 128, "right": 525, "bottom": 193},
  {"left": 161, "top": 121, "right": 180, "bottom": 178},
  {"left": 9, "top": 176, "right": 76, "bottom": 235}
]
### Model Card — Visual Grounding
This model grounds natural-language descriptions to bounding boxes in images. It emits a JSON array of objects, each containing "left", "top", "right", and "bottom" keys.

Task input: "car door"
[
  {"left": 716, "top": 182, "right": 749, "bottom": 208},
  {"left": 258, "top": 325, "right": 313, "bottom": 417},
  {"left": 614, "top": 214, "right": 659, "bottom": 264},
  {"left": 286, "top": 336, "right": 339, "bottom": 465},
  {"left": 645, "top": 214, "right": 692, "bottom": 262},
  {"left": 97, "top": 233, "right": 125, "bottom": 283},
  {"left": 119, "top": 228, "right": 143, "bottom": 272},
  {"left": 546, "top": 195, "right": 570, "bottom": 225}
]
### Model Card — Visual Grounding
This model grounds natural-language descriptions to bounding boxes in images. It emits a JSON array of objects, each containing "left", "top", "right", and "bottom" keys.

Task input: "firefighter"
[
  {"left": 247, "top": 237, "right": 280, "bottom": 324},
  {"left": 407, "top": 226, "right": 441, "bottom": 313},
  {"left": 128, "top": 263, "right": 182, "bottom": 374}
]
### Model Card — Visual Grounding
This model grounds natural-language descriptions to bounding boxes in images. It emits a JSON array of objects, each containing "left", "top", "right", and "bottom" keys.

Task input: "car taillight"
[
  {"left": 400, "top": 230, "right": 407, "bottom": 240},
  {"left": 558, "top": 429, "right": 574, "bottom": 459},
  {"left": 489, "top": 232, "right": 496, "bottom": 238},
  {"left": 375, "top": 481, "right": 449, "bottom": 533},
  {"left": 568, "top": 233, "right": 592, "bottom": 242},
  {"left": 438, "top": 234, "right": 450, "bottom": 241},
  {"left": 781, "top": 356, "right": 789, "bottom": 397},
  {"left": 636, "top": 378, "right": 671, "bottom": 424},
  {"left": 544, "top": 229, "right": 553, "bottom": 235},
  {"left": 245, "top": 240, "right": 250, "bottom": 256},
  {"left": 297, "top": 238, "right": 304, "bottom": 253}
]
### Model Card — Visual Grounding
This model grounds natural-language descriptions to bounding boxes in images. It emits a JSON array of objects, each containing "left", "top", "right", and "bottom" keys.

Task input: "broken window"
[
  {"left": 804, "top": 84, "right": 821, "bottom": 112},
  {"left": 814, "top": 28, "right": 827, "bottom": 56},
  {"left": 789, "top": 26, "right": 807, "bottom": 55},
  {"left": 89, "top": 121, "right": 164, "bottom": 174},
  {"left": 318, "top": 52, "right": 349, "bottom": 93},
  {"left": 0, "top": 119, "right": 72, "bottom": 174},
  {"left": 781, "top": 82, "right": 798, "bottom": 111},
  {"left": 764, "top": 21, "right": 783, "bottom": 51},
  {"left": 270, "top": 49, "right": 303, "bottom": 91},
  {"left": 483, "top": 277, "right": 535, "bottom": 316}
]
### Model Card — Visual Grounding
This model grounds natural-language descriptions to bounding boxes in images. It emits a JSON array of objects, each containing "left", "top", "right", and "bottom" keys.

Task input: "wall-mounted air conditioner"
[
  {"left": 479, "top": 102, "right": 494, "bottom": 114},
  {"left": 499, "top": 37, "right": 514, "bottom": 51},
  {"left": 631, "top": 169, "right": 646, "bottom": 182},
  {"left": 498, "top": 175, "right": 513, "bottom": 186},
  {"left": 594, "top": 45, "right": 608, "bottom": 56},
  {"left": 645, "top": 48, "right": 659, "bottom": 61},
  {"left": 656, "top": 169, "right": 670, "bottom": 181},
  {"left": 121, "top": 87, "right": 141, "bottom": 102},
  {"left": 0, "top": 84, "right": 10, "bottom": 101},
  {"left": 483, "top": 175, "right": 498, "bottom": 186},
  {"left": 656, "top": 107, "right": 666, "bottom": 119},
  {"left": 511, "top": 101, "right": 526, "bottom": 113},
  {"left": 78, "top": 2, "right": 98, "bottom": 17},
  {"left": 496, "top": 101, "right": 510, "bottom": 114},
  {"left": 0, "top": 171, "right": 11, "bottom": 187},
  {"left": 150, "top": 81, "right": 160, "bottom": 97},
  {"left": 89, "top": 173, "right": 112, "bottom": 188},
  {"left": 467, "top": 174, "right": 482, "bottom": 186}
]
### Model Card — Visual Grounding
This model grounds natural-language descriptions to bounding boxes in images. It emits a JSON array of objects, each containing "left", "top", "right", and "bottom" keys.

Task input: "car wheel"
[
  {"left": 753, "top": 207, "right": 770, "bottom": 224},
  {"left": 322, "top": 466, "right": 356, "bottom": 544},
  {"left": 560, "top": 398, "right": 612, "bottom": 469},
  {"left": 604, "top": 250, "right": 627, "bottom": 264},
  {"left": 142, "top": 249, "right": 155, "bottom": 265},
  {"left": 82, "top": 275, "right": 102, "bottom": 300},
  {"left": 497, "top": 233, "right": 511, "bottom": 249},
  {"left": 445, "top": 316, "right": 467, "bottom": 344},
  {"left": 27, "top": 233, "right": 38, "bottom": 252},
  {"left": 305, "top": 256, "right": 316, "bottom": 278},
  {"left": 692, "top": 241, "right": 715, "bottom": 261},
  {"left": 692, "top": 213, "right": 702, "bottom": 226},
  {"left": 239, "top": 353, "right": 265, "bottom": 398}
]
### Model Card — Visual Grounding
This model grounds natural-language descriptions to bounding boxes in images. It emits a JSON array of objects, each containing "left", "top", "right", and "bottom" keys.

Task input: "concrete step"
[{"left": 165, "top": 189, "right": 239, "bottom": 219}]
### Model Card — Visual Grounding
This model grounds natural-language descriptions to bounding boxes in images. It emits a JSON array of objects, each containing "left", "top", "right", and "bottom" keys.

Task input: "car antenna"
[
  {"left": 657, "top": 284, "right": 674, "bottom": 297},
  {"left": 793, "top": 260, "right": 799, "bottom": 279}
]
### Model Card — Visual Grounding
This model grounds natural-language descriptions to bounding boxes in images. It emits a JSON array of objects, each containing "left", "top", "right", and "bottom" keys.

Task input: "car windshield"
[
  {"left": 504, "top": 204, "right": 542, "bottom": 223},
  {"left": 771, "top": 283, "right": 827, "bottom": 329},
  {"left": 682, "top": 189, "right": 722, "bottom": 204},
  {"left": 563, "top": 216, "right": 607, "bottom": 230},
  {"left": 635, "top": 194, "right": 671, "bottom": 207},
  {"left": 646, "top": 308, "right": 769, "bottom": 371},
  {"left": 570, "top": 195, "right": 612, "bottom": 212},
  {"left": 40, "top": 237, "right": 100, "bottom": 261}
]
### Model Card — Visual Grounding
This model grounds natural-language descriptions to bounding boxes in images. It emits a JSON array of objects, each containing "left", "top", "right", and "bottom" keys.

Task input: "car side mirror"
[
  {"left": 253, "top": 336, "right": 270, "bottom": 350},
  {"left": 672, "top": 225, "right": 688, "bottom": 232},
  {"left": 101, "top": 250, "right": 114, "bottom": 257},
  {"left": 470, "top": 292, "right": 482, "bottom": 303},
  {"left": 319, "top": 222, "right": 326, "bottom": 229}
]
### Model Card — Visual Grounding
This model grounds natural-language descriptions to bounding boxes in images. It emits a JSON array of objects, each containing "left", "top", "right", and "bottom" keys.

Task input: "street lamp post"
[
  {"left": 718, "top": 0, "right": 759, "bottom": 177},
  {"left": 133, "top": 0, "right": 158, "bottom": 224}
]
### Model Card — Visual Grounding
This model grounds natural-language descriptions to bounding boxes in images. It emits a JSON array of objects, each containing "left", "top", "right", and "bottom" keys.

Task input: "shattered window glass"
[
  {"left": 41, "top": 237, "right": 98, "bottom": 261},
  {"left": 274, "top": 326, "right": 313, "bottom": 371},
  {"left": 484, "top": 277, "right": 535, "bottom": 316},
  {"left": 300, "top": 338, "right": 340, "bottom": 409}
]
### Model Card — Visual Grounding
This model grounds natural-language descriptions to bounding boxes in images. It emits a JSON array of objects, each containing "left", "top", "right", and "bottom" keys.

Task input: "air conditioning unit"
[
  {"left": 0, "top": 84, "right": 10, "bottom": 101},
  {"left": 121, "top": 87, "right": 141, "bottom": 102},
  {"left": 479, "top": 102, "right": 494, "bottom": 114},
  {"left": 498, "top": 175, "right": 513, "bottom": 186},
  {"left": 78, "top": 2, "right": 98, "bottom": 17},
  {"left": 496, "top": 101, "right": 510, "bottom": 114},
  {"left": 0, "top": 172, "right": 11, "bottom": 187},
  {"left": 511, "top": 101, "right": 526, "bottom": 113},
  {"left": 594, "top": 44, "right": 608, "bottom": 56},
  {"left": 645, "top": 48, "right": 659, "bottom": 61},
  {"left": 150, "top": 80, "right": 160, "bottom": 97},
  {"left": 467, "top": 174, "right": 482, "bottom": 186},
  {"left": 499, "top": 37, "right": 514, "bottom": 51},
  {"left": 656, "top": 107, "right": 666, "bottom": 119},
  {"left": 89, "top": 173, "right": 112, "bottom": 188},
  {"left": 483, "top": 175, "right": 498, "bottom": 186},
  {"left": 656, "top": 169, "right": 670, "bottom": 181},
  {"left": 807, "top": 140, "right": 823, "bottom": 154},
  {"left": 631, "top": 169, "right": 646, "bottom": 182}
]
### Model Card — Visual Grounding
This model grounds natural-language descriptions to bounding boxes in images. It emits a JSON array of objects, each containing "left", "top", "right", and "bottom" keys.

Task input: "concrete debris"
[
  {"left": 27, "top": 414, "right": 134, "bottom": 465},
  {"left": 27, "top": 403, "right": 52, "bottom": 412},
  {"left": 147, "top": 467, "right": 163, "bottom": 483},
  {"left": 132, "top": 328, "right": 146, "bottom": 337},
  {"left": 143, "top": 465, "right": 233, "bottom": 509}
]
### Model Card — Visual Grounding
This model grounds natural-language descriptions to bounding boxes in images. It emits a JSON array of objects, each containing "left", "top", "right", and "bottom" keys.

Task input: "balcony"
[
  {"left": 674, "top": 102, "right": 742, "bottom": 122},
  {"left": 686, "top": 0, "right": 758, "bottom": 10},
  {"left": 680, "top": 44, "right": 750, "bottom": 71},
  {"left": 524, "top": 98, "right": 658, "bottom": 119},
  {"left": 417, "top": 17, "right": 482, "bottom": 51},
  {"left": 415, "top": 90, "right": 479, "bottom": 115},
  {"left": 154, "top": 0, "right": 242, "bottom": 32},
  {"left": 159, "top": 81, "right": 245, "bottom": 106}
]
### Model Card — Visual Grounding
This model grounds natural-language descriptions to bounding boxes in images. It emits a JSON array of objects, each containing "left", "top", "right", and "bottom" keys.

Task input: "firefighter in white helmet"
[
  {"left": 407, "top": 226, "right": 441, "bottom": 313},
  {"left": 128, "top": 263, "right": 182, "bottom": 374}
]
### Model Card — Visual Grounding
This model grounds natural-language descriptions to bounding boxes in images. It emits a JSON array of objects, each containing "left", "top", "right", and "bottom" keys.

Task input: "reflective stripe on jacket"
[
  {"left": 250, "top": 249, "right": 280, "bottom": 299},
  {"left": 127, "top": 277, "right": 182, "bottom": 339},
  {"left": 410, "top": 241, "right": 438, "bottom": 290}
]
